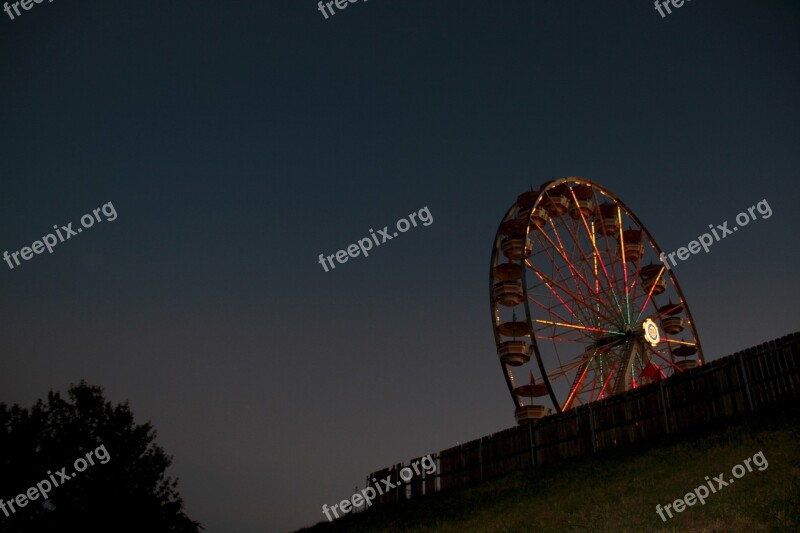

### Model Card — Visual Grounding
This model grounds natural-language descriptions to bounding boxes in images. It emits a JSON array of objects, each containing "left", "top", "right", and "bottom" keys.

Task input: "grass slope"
[{"left": 299, "top": 401, "right": 800, "bottom": 532}]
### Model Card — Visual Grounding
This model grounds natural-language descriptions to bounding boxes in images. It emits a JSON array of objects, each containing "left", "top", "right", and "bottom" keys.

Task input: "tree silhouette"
[{"left": 0, "top": 381, "right": 201, "bottom": 533}]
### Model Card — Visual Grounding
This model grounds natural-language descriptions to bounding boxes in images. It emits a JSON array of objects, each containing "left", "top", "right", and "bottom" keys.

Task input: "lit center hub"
[{"left": 642, "top": 318, "right": 661, "bottom": 347}]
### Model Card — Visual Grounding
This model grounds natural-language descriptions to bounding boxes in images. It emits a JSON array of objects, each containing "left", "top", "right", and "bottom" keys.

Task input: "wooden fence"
[{"left": 363, "top": 331, "right": 800, "bottom": 506}]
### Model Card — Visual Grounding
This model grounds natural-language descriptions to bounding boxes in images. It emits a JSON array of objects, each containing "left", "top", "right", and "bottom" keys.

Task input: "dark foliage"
[{"left": 0, "top": 381, "right": 200, "bottom": 533}]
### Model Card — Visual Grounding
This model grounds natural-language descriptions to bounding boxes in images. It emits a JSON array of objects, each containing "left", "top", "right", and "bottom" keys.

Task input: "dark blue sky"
[{"left": 1, "top": 1, "right": 799, "bottom": 531}]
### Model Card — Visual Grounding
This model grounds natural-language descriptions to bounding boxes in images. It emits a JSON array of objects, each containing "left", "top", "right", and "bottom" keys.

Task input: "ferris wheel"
[{"left": 489, "top": 177, "right": 703, "bottom": 424}]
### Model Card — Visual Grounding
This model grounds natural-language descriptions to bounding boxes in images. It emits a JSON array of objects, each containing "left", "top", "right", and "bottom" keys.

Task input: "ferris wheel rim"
[{"left": 490, "top": 177, "right": 703, "bottom": 419}]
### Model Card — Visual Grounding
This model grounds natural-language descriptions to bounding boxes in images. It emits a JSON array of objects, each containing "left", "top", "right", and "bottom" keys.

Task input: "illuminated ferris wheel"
[{"left": 489, "top": 177, "right": 703, "bottom": 424}]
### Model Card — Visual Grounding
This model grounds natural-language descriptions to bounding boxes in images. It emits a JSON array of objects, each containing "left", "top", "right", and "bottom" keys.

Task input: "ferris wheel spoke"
[
  {"left": 596, "top": 360, "right": 620, "bottom": 400},
  {"left": 585, "top": 368, "right": 610, "bottom": 403},
  {"left": 559, "top": 189, "right": 614, "bottom": 297},
  {"left": 547, "top": 337, "right": 624, "bottom": 380},
  {"left": 592, "top": 188, "right": 621, "bottom": 283},
  {"left": 644, "top": 344, "right": 683, "bottom": 372},
  {"left": 633, "top": 265, "right": 666, "bottom": 325},
  {"left": 553, "top": 217, "right": 630, "bottom": 332},
  {"left": 541, "top": 320, "right": 597, "bottom": 342},
  {"left": 562, "top": 361, "right": 590, "bottom": 411},
  {"left": 531, "top": 226, "right": 587, "bottom": 293},
  {"left": 543, "top": 219, "right": 598, "bottom": 311},
  {"left": 531, "top": 326, "right": 589, "bottom": 344},
  {"left": 616, "top": 206, "right": 632, "bottom": 324},
  {"left": 586, "top": 188, "right": 623, "bottom": 302},
  {"left": 549, "top": 356, "right": 590, "bottom": 380},
  {"left": 549, "top": 217, "right": 615, "bottom": 326},
  {"left": 659, "top": 338, "right": 697, "bottom": 347},
  {"left": 527, "top": 295, "right": 585, "bottom": 330},
  {"left": 527, "top": 260, "right": 622, "bottom": 328},
  {"left": 627, "top": 246, "right": 647, "bottom": 318},
  {"left": 566, "top": 187, "right": 626, "bottom": 319},
  {"left": 528, "top": 266, "right": 596, "bottom": 328},
  {"left": 560, "top": 341, "right": 621, "bottom": 409},
  {"left": 535, "top": 334, "right": 584, "bottom": 344},
  {"left": 526, "top": 267, "right": 592, "bottom": 327},
  {"left": 530, "top": 228, "right": 598, "bottom": 326},
  {"left": 594, "top": 282, "right": 626, "bottom": 321},
  {"left": 533, "top": 318, "right": 624, "bottom": 336}
]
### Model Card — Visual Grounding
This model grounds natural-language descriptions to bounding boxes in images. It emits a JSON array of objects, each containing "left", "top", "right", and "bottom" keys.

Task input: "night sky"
[{"left": 1, "top": 1, "right": 799, "bottom": 531}]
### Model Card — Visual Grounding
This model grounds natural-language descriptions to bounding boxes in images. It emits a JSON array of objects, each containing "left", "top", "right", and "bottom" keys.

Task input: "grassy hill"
[{"left": 298, "top": 401, "right": 800, "bottom": 532}]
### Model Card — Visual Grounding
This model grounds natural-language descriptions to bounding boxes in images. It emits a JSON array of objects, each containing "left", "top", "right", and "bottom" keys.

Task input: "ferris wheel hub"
[{"left": 642, "top": 318, "right": 661, "bottom": 347}]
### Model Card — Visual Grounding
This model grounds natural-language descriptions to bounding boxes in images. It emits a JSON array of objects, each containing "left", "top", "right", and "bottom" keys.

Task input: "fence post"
[
  {"left": 528, "top": 421, "right": 537, "bottom": 468},
  {"left": 435, "top": 454, "right": 441, "bottom": 493},
  {"left": 479, "top": 437, "right": 484, "bottom": 481},
  {"left": 659, "top": 379, "right": 670, "bottom": 434},
  {"left": 736, "top": 351, "right": 755, "bottom": 412},
  {"left": 460, "top": 444, "right": 466, "bottom": 486}
]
